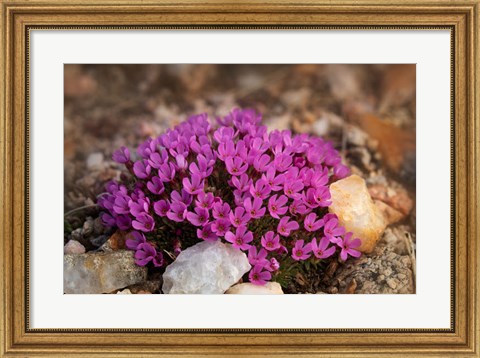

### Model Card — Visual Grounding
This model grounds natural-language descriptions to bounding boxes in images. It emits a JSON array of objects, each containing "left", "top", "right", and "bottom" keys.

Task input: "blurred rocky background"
[{"left": 64, "top": 64, "right": 416, "bottom": 294}]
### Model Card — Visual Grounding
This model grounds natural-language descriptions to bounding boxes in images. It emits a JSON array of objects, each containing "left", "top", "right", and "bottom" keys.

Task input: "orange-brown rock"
[
  {"left": 329, "top": 175, "right": 387, "bottom": 253},
  {"left": 368, "top": 184, "right": 414, "bottom": 217}
]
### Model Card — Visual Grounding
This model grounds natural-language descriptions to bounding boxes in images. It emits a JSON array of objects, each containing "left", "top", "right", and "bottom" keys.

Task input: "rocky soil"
[{"left": 64, "top": 64, "right": 416, "bottom": 294}]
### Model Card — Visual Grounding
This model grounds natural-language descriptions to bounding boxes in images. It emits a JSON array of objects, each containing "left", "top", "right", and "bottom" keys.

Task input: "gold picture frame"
[{"left": 1, "top": 0, "right": 479, "bottom": 356}]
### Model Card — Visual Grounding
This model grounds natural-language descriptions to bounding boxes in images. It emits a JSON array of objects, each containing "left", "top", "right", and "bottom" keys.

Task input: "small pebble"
[
  {"left": 386, "top": 278, "right": 397, "bottom": 289},
  {"left": 313, "top": 118, "right": 330, "bottom": 136},
  {"left": 82, "top": 217, "right": 94, "bottom": 236},
  {"left": 383, "top": 268, "right": 392, "bottom": 277},
  {"left": 346, "top": 125, "right": 369, "bottom": 147},
  {"left": 86, "top": 153, "right": 104, "bottom": 171},
  {"left": 116, "top": 289, "right": 132, "bottom": 294},
  {"left": 64, "top": 240, "right": 86, "bottom": 255},
  {"left": 90, "top": 234, "right": 109, "bottom": 247},
  {"left": 93, "top": 217, "right": 106, "bottom": 235},
  {"left": 71, "top": 228, "right": 83, "bottom": 241}
]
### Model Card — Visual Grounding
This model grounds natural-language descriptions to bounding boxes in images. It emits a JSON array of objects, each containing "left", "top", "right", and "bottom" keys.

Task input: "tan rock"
[
  {"left": 225, "top": 282, "right": 284, "bottom": 295},
  {"left": 64, "top": 250, "right": 147, "bottom": 294},
  {"left": 368, "top": 184, "right": 414, "bottom": 217},
  {"left": 329, "top": 175, "right": 386, "bottom": 253}
]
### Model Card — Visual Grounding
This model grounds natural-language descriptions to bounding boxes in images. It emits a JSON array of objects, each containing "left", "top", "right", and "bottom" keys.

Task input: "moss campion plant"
[{"left": 98, "top": 109, "right": 361, "bottom": 286}]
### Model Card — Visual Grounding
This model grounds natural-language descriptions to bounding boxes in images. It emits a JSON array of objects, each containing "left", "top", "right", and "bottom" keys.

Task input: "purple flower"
[
  {"left": 126, "top": 231, "right": 146, "bottom": 250},
  {"left": 182, "top": 174, "right": 204, "bottom": 195},
  {"left": 233, "top": 190, "right": 252, "bottom": 207},
  {"left": 311, "top": 237, "right": 336, "bottom": 259},
  {"left": 195, "top": 191, "right": 215, "bottom": 209},
  {"left": 112, "top": 146, "right": 130, "bottom": 164},
  {"left": 261, "top": 167, "right": 284, "bottom": 191},
  {"left": 116, "top": 215, "right": 132, "bottom": 231},
  {"left": 134, "top": 243, "right": 157, "bottom": 266},
  {"left": 234, "top": 140, "right": 248, "bottom": 160},
  {"left": 211, "top": 218, "right": 231, "bottom": 237},
  {"left": 294, "top": 156, "right": 306, "bottom": 168},
  {"left": 324, "top": 148, "right": 341, "bottom": 166},
  {"left": 153, "top": 199, "right": 169, "bottom": 217},
  {"left": 247, "top": 246, "right": 269, "bottom": 266},
  {"left": 174, "top": 154, "right": 188, "bottom": 171},
  {"left": 291, "top": 240, "right": 312, "bottom": 261},
  {"left": 304, "top": 213, "right": 324, "bottom": 232},
  {"left": 166, "top": 202, "right": 187, "bottom": 222},
  {"left": 268, "top": 194, "right": 288, "bottom": 219},
  {"left": 249, "top": 180, "right": 271, "bottom": 200},
  {"left": 224, "top": 225, "right": 253, "bottom": 250},
  {"left": 212, "top": 201, "right": 231, "bottom": 220},
  {"left": 214, "top": 126, "right": 236, "bottom": 144},
  {"left": 274, "top": 153, "right": 292, "bottom": 172},
  {"left": 186, "top": 207, "right": 210, "bottom": 226},
  {"left": 229, "top": 207, "right": 251, "bottom": 228},
  {"left": 170, "top": 189, "right": 193, "bottom": 206},
  {"left": 98, "top": 193, "right": 115, "bottom": 211},
  {"left": 334, "top": 164, "right": 350, "bottom": 179},
  {"left": 138, "top": 138, "right": 158, "bottom": 159},
  {"left": 113, "top": 193, "right": 130, "bottom": 215},
  {"left": 324, "top": 217, "right": 346, "bottom": 243},
  {"left": 310, "top": 168, "right": 329, "bottom": 188},
  {"left": 277, "top": 216, "right": 299, "bottom": 237},
  {"left": 261, "top": 231, "right": 281, "bottom": 251},
  {"left": 283, "top": 179, "right": 304, "bottom": 199},
  {"left": 148, "top": 150, "right": 168, "bottom": 169},
  {"left": 132, "top": 213, "right": 155, "bottom": 232},
  {"left": 225, "top": 156, "right": 248, "bottom": 176},
  {"left": 147, "top": 176, "right": 165, "bottom": 195},
  {"left": 197, "top": 223, "right": 218, "bottom": 242},
  {"left": 303, "top": 188, "right": 320, "bottom": 209},
  {"left": 189, "top": 155, "right": 213, "bottom": 179},
  {"left": 152, "top": 251, "right": 164, "bottom": 267},
  {"left": 338, "top": 232, "right": 362, "bottom": 261},
  {"left": 231, "top": 174, "right": 252, "bottom": 192},
  {"left": 289, "top": 199, "right": 309, "bottom": 216},
  {"left": 314, "top": 186, "right": 332, "bottom": 207},
  {"left": 135, "top": 243, "right": 163, "bottom": 267},
  {"left": 158, "top": 162, "right": 176, "bottom": 182},
  {"left": 217, "top": 140, "right": 236, "bottom": 161},
  {"left": 128, "top": 197, "right": 150, "bottom": 217},
  {"left": 244, "top": 197, "right": 266, "bottom": 219},
  {"left": 101, "top": 212, "right": 116, "bottom": 227},
  {"left": 133, "top": 160, "right": 151, "bottom": 179},
  {"left": 253, "top": 154, "right": 271, "bottom": 172},
  {"left": 265, "top": 257, "right": 280, "bottom": 272},
  {"left": 249, "top": 264, "right": 271, "bottom": 285}
]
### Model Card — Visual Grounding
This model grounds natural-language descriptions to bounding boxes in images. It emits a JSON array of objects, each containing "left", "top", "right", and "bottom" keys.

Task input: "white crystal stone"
[
  {"left": 64, "top": 250, "right": 147, "bottom": 294},
  {"left": 329, "top": 174, "right": 387, "bottom": 253},
  {"left": 162, "top": 240, "right": 251, "bottom": 294},
  {"left": 225, "top": 282, "right": 284, "bottom": 295}
]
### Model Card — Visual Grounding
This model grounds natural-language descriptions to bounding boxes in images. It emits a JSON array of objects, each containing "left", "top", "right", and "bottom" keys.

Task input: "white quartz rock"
[
  {"left": 162, "top": 241, "right": 251, "bottom": 294},
  {"left": 64, "top": 250, "right": 147, "bottom": 294},
  {"left": 225, "top": 282, "right": 284, "bottom": 295},
  {"left": 329, "top": 174, "right": 387, "bottom": 253}
]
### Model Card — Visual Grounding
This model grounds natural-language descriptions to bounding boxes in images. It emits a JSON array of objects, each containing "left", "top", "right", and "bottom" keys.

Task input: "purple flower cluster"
[{"left": 98, "top": 108, "right": 361, "bottom": 285}]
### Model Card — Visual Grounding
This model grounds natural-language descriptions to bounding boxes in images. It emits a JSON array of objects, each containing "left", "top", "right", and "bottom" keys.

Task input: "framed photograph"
[{"left": 1, "top": 0, "right": 478, "bottom": 356}]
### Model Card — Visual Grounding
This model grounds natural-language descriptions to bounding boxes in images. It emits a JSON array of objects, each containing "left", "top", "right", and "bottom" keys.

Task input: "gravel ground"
[{"left": 64, "top": 64, "right": 416, "bottom": 294}]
